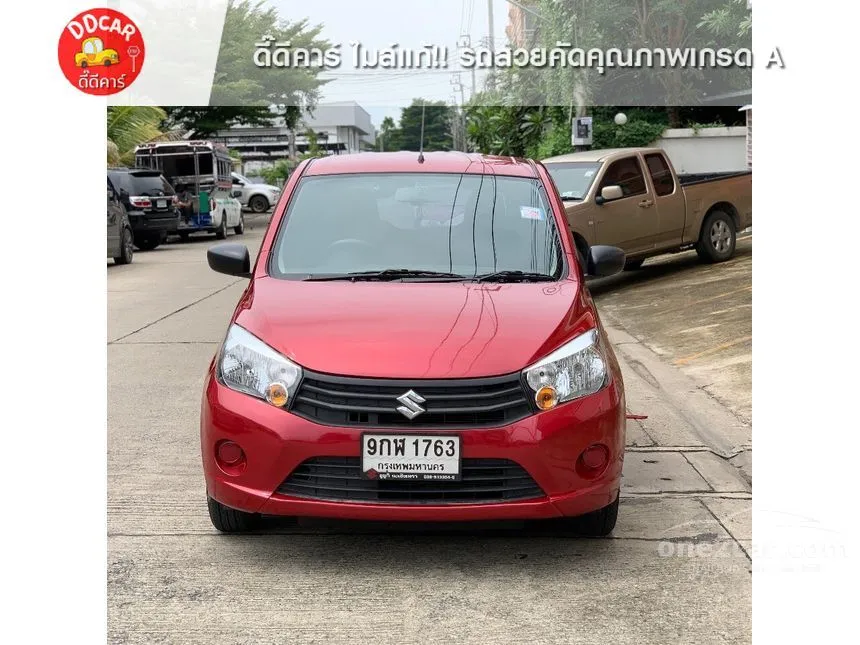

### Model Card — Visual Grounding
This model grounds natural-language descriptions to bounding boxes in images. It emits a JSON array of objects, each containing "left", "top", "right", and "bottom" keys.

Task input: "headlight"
[
  {"left": 218, "top": 324, "right": 302, "bottom": 407},
  {"left": 523, "top": 329, "right": 607, "bottom": 410}
]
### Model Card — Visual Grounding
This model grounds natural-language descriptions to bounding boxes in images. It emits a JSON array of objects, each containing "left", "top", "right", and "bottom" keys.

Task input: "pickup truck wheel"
[
  {"left": 113, "top": 226, "right": 134, "bottom": 265},
  {"left": 248, "top": 195, "right": 269, "bottom": 213},
  {"left": 215, "top": 213, "right": 228, "bottom": 240},
  {"left": 233, "top": 213, "right": 245, "bottom": 235},
  {"left": 207, "top": 496, "right": 261, "bottom": 533},
  {"left": 134, "top": 235, "right": 160, "bottom": 251},
  {"left": 557, "top": 495, "right": 619, "bottom": 536},
  {"left": 696, "top": 211, "right": 736, "bottom": 263},
  {"left": 624, "top": 258, "right": 645, "bottom": 271}
]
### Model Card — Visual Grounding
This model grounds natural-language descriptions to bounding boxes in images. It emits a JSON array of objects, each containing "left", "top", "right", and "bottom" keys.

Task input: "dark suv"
[{"left": 107, "top": 168, "right": 179, "bottom": 250}]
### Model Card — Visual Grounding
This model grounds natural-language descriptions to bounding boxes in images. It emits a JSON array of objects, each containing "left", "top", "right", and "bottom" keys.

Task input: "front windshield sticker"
[
  {"left": 584, "top": 170, "right": 595, "bottom": 177},
  {"left": 521, "top": 206, "right": 545, "bottom": 221}
]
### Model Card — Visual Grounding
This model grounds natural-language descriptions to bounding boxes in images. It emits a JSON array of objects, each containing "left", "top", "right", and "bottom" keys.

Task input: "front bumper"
[{"left": 201, "top": 373, "right": 626, "bottom": 521}]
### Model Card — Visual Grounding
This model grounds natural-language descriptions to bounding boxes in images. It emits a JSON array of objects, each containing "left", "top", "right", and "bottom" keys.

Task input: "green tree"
[
  {"left": 211, "top": 0, "right": 331, "bottom": 130},
  {"left": 376, "top": 116, "right": 402, "bottom": 151},
  {"left": 161, "top": 107, "right": 275, "bottom": 137},
  {"left": 397, "top": 100, "right": 454, "bottom": 151},
  {"left": 107, "top": 106, "right": 182, "bottom": 166}
]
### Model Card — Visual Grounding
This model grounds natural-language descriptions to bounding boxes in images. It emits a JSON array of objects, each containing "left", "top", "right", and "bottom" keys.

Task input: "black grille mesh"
[{"left": 277, "top": 457, "right": 545, "bottom": 504}]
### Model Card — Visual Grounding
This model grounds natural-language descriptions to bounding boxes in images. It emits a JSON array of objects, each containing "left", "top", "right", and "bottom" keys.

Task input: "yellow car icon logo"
[{"left": 75, "top": 37, "right": 119, "bottom": 68}]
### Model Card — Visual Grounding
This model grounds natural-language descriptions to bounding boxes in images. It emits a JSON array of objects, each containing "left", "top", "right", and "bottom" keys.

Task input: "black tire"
[
  {"left": 80, "top": 60, "right": 88, "bottom": 68},
  {"left": 234, "top": 213, "right": 245, "bottom": 235},
  {"left": 103, "top": 59, "right": 111, "bottom": 67},
  {"left": 215, "top": 213, "right": 228, "bottom": 239},
  {"left": 207, "top": 496, "right": 260, "bottom": 533},
  {"left": 624, "top": 258, "right": 645, "bottom": 271},
  {"left": 113, "top": 226, "right": 134, "bottom": 265},
  {"left": 134, "top": 235, "right": 161, "bottom": 251},
  {"left": 559, "top": 495, "right": 619, "bottom": 537},
  {"left": 696, "top": 210, "right": 736, "bottom": 263},
  {"left": 248, "top": 195, "right": 269, "bottom": 214}
]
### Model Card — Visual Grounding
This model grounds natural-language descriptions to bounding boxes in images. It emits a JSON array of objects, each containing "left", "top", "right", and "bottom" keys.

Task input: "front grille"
[
  {"left": 291, "top": 370, "right": 533, "bottom": 428},
  {"left": 277, "top": 457, "right": 545, "bottom": 504}
]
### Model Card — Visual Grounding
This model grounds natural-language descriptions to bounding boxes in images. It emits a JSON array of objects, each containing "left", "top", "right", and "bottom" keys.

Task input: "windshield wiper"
[
  {"left": 472, "top": 270, "right": 556, "bottom": 283},
  {"left": 560, "top": 195, "right": 583, "bottom": 202},
  {"left": 304, "top": 269, "right": 467, "bottom": 282}
]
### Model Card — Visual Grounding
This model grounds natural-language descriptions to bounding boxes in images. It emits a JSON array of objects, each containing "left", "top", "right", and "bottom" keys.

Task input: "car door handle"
[{"left": 638, "top": 199, "right": 654, "bottom": 208}]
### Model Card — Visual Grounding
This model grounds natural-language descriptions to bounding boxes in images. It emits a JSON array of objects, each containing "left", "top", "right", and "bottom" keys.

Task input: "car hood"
[
  {"left": 250, "top": 184, "right": 279, "bottom": 192},
  {"left": 233, "top": 276, "right": 594, "bottom": 378}
]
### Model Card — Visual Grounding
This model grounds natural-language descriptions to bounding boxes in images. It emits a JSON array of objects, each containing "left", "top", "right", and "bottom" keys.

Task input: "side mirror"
[
  {"left": 208, "top": 243, "right": 252, "bottom": 278},
  {"left": 231, "top": 190, "right": 242, "bottom": 198},
  {"left": 595, "top": 185, "right": 624, "bottom": 205},
  {"left": 587, "top": 245, "right": 625, "bottom": 277}
]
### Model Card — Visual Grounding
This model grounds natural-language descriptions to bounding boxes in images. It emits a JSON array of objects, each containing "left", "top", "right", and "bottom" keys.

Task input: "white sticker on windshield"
[
  {"left": 584, "top": 170, "right": 595, "bottom": 177},
  {"left": 520, "top": 206, "right": 545, "bottom": 221}
]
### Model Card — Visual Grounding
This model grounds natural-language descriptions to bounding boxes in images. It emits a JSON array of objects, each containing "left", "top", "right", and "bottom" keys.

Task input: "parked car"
[
  {"left": 543, "top": 147, "right": 752, "bottom": 269},
  {"left": 107, "top": 167, "right": 179, "bottom": 250},
  {"left": 201, "top": 152, "right": 627, "bottom": 535},
  {"left": 231, "top": 172, "right": 280, "bottom": 213},
  {"left": 107, "top": 176, "right": 133, "bottom": 265}
]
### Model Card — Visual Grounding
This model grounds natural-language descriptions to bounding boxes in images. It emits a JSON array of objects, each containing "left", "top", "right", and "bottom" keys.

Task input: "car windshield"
[
  {"left": 546, "top": 162, "right": 601, "bottom": 200},
  {"left": 269, "top": 173, "right": 564, "bottom": 280},
  {"left": 129, "top": 173, "right": 174, "bottom": 196}
]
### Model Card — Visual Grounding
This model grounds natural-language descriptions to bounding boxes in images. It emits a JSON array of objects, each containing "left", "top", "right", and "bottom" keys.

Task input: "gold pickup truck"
[{"left": 543, "top": 147, "right": 752, "bottom": 269}]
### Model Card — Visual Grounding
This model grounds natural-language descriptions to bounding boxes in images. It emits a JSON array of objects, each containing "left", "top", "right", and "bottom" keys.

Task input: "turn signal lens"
[
  {"left": 535, "top": 385, "right": 558, "bottom": 410},
  {"left": 265, "top": 381, "right": 289, "bottom": 407}
]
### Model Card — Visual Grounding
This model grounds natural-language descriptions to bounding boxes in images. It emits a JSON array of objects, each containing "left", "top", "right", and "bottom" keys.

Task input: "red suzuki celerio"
[{"left": 202, "top": 152, "right": 627, "bottom": 534}]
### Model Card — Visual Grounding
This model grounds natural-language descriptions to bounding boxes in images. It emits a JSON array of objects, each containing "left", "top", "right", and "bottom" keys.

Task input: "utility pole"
[
  {"left": 459, "top": 35, "right": 477, "bottom": 98},
  {"left": 487, "top": 0, "right": 496, "bottom": 89},
  {"left": 451, "top": 74, "right": 467, "bottom": 151}
]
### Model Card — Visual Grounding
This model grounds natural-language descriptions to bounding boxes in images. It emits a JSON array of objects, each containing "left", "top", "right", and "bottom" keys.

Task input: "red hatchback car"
[{"left": 202, "top": 152, "right": 627, "bottom": 535}]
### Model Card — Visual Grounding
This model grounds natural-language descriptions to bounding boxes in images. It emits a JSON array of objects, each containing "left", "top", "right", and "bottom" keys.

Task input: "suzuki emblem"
[{"left": 396, "top": 389, "right": 426, "bottom": 420}]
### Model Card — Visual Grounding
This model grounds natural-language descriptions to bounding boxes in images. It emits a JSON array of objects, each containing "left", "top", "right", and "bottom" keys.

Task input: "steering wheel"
[{"left": 328, "top": 239, "right": 373, "bottom": 252}]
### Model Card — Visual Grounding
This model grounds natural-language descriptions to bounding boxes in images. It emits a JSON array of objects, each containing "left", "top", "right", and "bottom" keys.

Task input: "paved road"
[{"left": 108, "top": 223, "right": 751, "bottom": 644}]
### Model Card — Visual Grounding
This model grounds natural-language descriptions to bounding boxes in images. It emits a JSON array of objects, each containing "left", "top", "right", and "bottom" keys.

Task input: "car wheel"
[
  {"left": 557, "top": 495, "right": 619, "bottom": 537},
  {"left": 207, "top": 496, "right": 261, "bottom": 533},
  {"left": 80, "top": 60, "right": 88, "bottom": 68},
  {"left": 103, "top": 59, "right": 111, "bottom": 67},
  {"left": 624, "top": 258, "right": 645, "bottom": 271},
  {"left": 696, "top": 211, "right": 736, "bottom": 263},
  {"left": 248, "top": 195, "right": 269, "bottom": 213},
  {"left": 234, "top": 213, "right": 245, "bottom": 235},
  {"left": 113, "top": 226, "right": 134, "bottom": 265},
  {"left": 134, "top": 234, "right": 160, "bottom": 251},
  {"left": 215, "top": 213, "right": 228, "bottom": 239}
]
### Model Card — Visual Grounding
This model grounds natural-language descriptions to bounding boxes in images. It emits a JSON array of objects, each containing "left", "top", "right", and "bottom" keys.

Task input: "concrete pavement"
[{"left": 108, "top": 223, "right": 752, "bottom": 644}]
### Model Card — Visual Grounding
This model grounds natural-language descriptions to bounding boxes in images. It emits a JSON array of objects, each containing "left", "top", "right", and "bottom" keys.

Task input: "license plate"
[
  {"left": 361, "top": 434, "right": 461, "bottom": 481},
  {"left": 156, "top": 199, "right": 167, "bottom": 209}
]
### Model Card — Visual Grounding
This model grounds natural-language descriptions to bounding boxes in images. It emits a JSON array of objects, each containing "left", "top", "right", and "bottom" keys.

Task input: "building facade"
[{"left": 214, "top": 102, "right": 376, "bottom": 176}]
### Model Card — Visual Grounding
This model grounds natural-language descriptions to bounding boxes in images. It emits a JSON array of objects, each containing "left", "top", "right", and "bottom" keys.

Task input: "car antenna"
[{"left": 417, "top": 102, "right": 426, "bottom": 164}]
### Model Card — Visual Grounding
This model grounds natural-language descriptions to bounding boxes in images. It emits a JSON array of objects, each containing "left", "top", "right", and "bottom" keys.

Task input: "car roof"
[
  {"left": 302, "top": 151, "right": 539, "bottom": 178},
  {"left": 542, "top": 147, "right": 663, "bottom": 164}
]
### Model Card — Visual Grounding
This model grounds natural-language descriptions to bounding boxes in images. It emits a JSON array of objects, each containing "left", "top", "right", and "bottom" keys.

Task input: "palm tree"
[{"left": 106, "top": 106, "right": 185, "bottom": 166}]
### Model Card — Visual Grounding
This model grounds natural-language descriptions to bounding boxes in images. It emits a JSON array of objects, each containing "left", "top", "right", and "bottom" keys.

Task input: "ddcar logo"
[{"left": 58, "top": 8, "right": 145, "bottom": 95}]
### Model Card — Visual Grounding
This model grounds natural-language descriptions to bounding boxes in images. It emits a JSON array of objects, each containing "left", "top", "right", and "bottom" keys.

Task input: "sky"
[{"left": 271, "top": 0, "right": 512, "bottom": 129}]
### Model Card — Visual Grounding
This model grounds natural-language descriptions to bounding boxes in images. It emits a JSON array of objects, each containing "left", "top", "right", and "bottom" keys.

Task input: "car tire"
[
  {"left": 80, "top": 60, "right": 88, "bottom": 68},
  {"left": 179, "top": 232, "right": 190, "bottom": 242},
  {"left": 215, "top": 213, "right": 228, "bottom": 239},
  {"left": 207, "top": 496, "right": 261, "bottom": 533},
  {"left": 696, "top": 210, "right": 736, "bottom": 263},
  {"left": 135, "top": 235, "right": 161, "bottom": 251},
  {"left": 103, "top": 60, "right": 111, "bottom": 67},
  {"left": 113, "top": 226, "right": 134, "bottom": 265},
  {"left": 248, "top": 195, "right": 269, "bottom": 214},
  {"left": 624, "top": 258, "right": 645, "bottom": 271},
  {"left": 234, "top": 213, "right": 245, "bottom": 235},
  {"left": 559, "top": 494, "right": 619, "bottom": 537}
]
